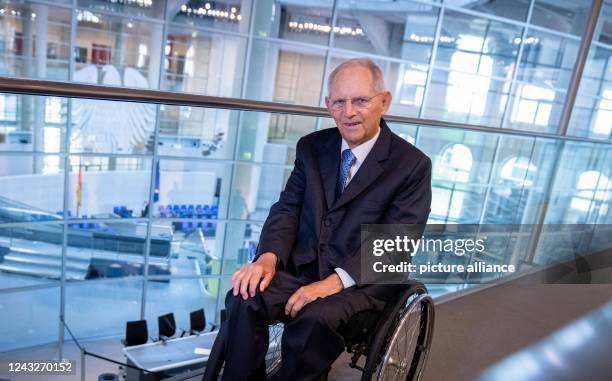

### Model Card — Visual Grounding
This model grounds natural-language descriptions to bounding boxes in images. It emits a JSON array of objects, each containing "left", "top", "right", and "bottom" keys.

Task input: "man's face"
[{"left": 325, "top": 66, "right": 391, "bottom": 148}]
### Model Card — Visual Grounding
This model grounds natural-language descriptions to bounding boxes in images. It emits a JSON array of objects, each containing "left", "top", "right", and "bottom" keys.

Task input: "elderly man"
[{"left": 203, "top": 58, "right": 432, "bottom": 381}]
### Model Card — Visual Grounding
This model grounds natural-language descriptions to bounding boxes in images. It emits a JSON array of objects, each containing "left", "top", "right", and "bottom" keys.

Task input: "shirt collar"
[{"left": 341, "top": 127, "right": 381, "bottom": 164}]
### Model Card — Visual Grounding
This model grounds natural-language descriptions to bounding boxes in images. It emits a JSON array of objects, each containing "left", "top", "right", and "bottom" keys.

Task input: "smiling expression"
[{"left": 325, "top": 65, "right": 391, "bottom": 148}]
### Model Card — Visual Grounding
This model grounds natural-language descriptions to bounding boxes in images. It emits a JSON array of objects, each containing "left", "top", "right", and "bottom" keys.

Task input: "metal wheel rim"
[
  {"left": 266, "top": 323, "right": 284, "bottom": 375},
  {"left": 376, "top": 294, "right": 429, "bottom": 381}
]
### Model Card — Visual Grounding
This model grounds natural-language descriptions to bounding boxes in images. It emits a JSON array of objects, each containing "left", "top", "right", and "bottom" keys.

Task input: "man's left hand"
[{"left": 285, "top": 274, "right": 344, "bottom": 317}]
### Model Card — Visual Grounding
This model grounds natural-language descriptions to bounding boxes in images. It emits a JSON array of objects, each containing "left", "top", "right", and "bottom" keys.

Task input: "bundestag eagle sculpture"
[{"left": 72, "top": 65, "right": 156, "bottom": 153}]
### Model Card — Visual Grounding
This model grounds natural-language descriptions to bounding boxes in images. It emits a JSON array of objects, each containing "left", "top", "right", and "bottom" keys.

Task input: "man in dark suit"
[{"left": 203, "top": 58, "right": 432, "bottom": 381}]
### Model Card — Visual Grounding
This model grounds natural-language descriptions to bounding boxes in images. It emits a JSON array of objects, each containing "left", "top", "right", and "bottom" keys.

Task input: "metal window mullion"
[
  {"left": 523, "top": 139, "right": 566, "bottom": 264},
  {"left": 585, "top": 53, "right": 610, "bottom": 136},
  {"left": 58, "top": 0, "right": 78, "bottom": 361},
  {"left": 317, "top": 0, "right": 339, "bottom": 112},
  {"left": 476, "top": 135, "right": 502, "bottom": 225},
  {"left": 419, "top": 6, "right": 444, "bottom": 118},
  {"left": 139, "top": 0, "right": 170, "bottom": 320},
  {"left": 500, "top": 0, "right": 535, "bottom": 129},
  {"left": 211, "top": 0, "right": 261, "bottom": 325},
  {"left": 440, "top": 1, "right": 582, "bottom": 42},
  {"left": 558, "top": 0, "right": 604, "bottom": 135},
  {"left": 239, "top": 0, "right": 258, "bottom": 99}
]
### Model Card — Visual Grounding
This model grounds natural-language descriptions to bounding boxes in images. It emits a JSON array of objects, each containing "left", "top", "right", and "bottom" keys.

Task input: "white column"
[
  {"left": 148, "top": 22, "right": 163, "bottom": 89},
  {"left": 33, "top": 4, "right": 49, "bottom": 173}
]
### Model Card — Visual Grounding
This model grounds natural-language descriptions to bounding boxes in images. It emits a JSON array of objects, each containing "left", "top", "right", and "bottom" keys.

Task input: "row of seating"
[
  {"left": 158, "top": 204, "right": 219, "bottom": 219},
  {"left": 122, "top": 308, "right": 225, "bottom": 347},
  {"left": 113, "top": 206, "right": 134, "bottom": 218},
  {"left": 55, "top": 211, "right": 103, "bottom": 229},
  {"left": 56, "top": 204, "right": 219, "bottom": 220}
]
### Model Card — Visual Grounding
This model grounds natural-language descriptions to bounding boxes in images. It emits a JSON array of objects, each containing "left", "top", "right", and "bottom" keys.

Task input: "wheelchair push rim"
[{"left": 375, "top": 293, "right": 434, "bottom": 381}]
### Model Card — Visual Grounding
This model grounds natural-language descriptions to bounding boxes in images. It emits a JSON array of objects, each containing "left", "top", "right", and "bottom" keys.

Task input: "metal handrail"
[{"left": 0, "top": 76, "right": 610, "bottom": 145}]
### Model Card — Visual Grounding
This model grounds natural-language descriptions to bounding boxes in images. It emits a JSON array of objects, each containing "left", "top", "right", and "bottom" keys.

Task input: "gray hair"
[{"left": 327, "top": 58, "right": 386, "bottom": 95}]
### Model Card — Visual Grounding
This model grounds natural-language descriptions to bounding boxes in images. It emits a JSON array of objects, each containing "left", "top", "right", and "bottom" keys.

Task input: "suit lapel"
[
  {"left": 317, "top": 130, "right": 341, "bottom": 210},
  {"left": 330, "top": 119, "right": 392, "bottom": 212}
]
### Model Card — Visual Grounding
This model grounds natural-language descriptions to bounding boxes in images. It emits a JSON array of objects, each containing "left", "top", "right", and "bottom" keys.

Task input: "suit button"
[{"left": 324, "top": 219, "right": 332, "bottom": 227}]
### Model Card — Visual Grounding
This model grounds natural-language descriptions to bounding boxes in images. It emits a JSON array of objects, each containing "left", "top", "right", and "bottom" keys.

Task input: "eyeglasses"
[{"left": 329, "top": 93, "right": 384, "bottom": 110}]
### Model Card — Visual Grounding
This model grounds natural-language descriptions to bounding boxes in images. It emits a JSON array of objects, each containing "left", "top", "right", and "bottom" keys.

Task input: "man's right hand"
[{"left": 231, "top": 252, "right": 277, "bottom": 300}]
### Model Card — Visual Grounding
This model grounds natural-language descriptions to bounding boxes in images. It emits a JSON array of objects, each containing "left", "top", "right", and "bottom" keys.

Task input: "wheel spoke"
[{"left": 378, "top": 297, "right": 431, "bottom": 381}]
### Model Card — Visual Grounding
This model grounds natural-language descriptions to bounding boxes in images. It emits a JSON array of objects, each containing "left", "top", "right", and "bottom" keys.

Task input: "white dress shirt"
[{"left": 334, "top": 127, "right": 381, "bottom": 288}]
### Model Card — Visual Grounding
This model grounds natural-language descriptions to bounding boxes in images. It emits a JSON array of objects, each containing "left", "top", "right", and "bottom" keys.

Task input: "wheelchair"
[{"left": 265, "top": 281, "right": 435, "bottom": 381}]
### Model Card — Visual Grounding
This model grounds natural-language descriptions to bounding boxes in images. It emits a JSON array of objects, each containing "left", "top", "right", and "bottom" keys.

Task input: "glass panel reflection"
[
  {"left": 68, "top": 155, "right": 152, "bottom": 220},
  {"left": 530, "top": 0, "right": 592, "bottom": 37},
  {"left": 75, "top": 12, "right": 163, "bottom": 89},
  {"left": 424, "top": 69, "right": 511, "bottom": 126},
  {"left": 65, "top": 279, "right": 142, "bottom": 339},
  {"left": 568, "top": 45, "right": 612, "bottom": 139},
  {"left": 221, "top": 221, "right": 262, "bottom": 275},
  {"left": 0, "top": 223, "right": 64, "bottom": 289},
  {"left": 0, "top": 286, "right": 60, "bottom": 351},
  {"left": 162, "top": 27, "right": 247, "bottom": 97},
  {"left": 545, "top": 143, "right": 612, "bottom": 224},
  {"left": 332, "top": 2, "right": 440, "bottom": 61},
  {"left": 78, "top": 0, "right": 166, "bottom": 20},
  {"left": 238, "top": 111, "right": 329, "bottom": 164},
  {"left": 0, "top": 2, "right": 71, "bottom": 80},
  {"left": 157, "top": 105, "right": 238, "bottom": 160},
  {"left": 253, "top": 0, "right": 333, "bottom": 46},
  {"left": 153, "top": 159, "right": 230, "bottom": 219},
  {"left": 145, "top": 278, "right": 219, "bottom": 336},
  {"left": 0, "top": 154, "right": 64, "bottom": 213},
  {"left": 0, "top": 94, "right": 68, "bottom": 154},
  {"left": 246, "top": 39, "right": 326, "bottom": 107},
  {"left": 170, "top": 0, "right": 251, "bottom": 34},
  {"left": 230, "top": 164, "right": 292, "bottom": 220}
]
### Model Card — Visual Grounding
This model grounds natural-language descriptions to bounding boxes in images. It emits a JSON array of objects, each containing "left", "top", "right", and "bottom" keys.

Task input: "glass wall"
[
  {"left": 0, "top": 0, "right": 611, "bottom": 354},
  {"left": 0, "top": 0, "right": 610, "bottom": 139},
  {"left": 568, "top": 1, "right": 612, "bottom": 139},
  {"left": 0, "top": 92, "right": 610, "bottom": 353}
]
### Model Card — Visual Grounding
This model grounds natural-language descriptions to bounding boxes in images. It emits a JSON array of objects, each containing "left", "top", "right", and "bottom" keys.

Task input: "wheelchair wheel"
[
  {"left": 364, "top": 286, "right": 435, "bottom": 381},
  {"left": 265, "top": 323, "right": 284, "bottom": 376}
]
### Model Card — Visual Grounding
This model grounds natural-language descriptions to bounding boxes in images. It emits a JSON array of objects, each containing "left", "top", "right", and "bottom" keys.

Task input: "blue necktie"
[{"left": 338, "top": 149, "right": 356, "bottom": 195}]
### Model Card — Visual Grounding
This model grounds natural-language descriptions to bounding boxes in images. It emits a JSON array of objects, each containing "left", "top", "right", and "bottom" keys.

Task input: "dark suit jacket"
[{"left": 256, "top": 118, "right": 432, "bottom": 300}]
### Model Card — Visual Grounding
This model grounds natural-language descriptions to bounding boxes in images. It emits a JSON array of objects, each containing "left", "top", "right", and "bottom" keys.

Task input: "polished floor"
[
  {"left": 2, "top": 253, "right": 611, "bottom": 381},
  {"left": 1, "top": 283, "right": 610, "bottom": 381}
]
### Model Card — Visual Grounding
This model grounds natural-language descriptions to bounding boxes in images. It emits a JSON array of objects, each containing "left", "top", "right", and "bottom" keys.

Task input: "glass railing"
[{"left": 0, "top": 81, "right": 610, "bottom": 352}]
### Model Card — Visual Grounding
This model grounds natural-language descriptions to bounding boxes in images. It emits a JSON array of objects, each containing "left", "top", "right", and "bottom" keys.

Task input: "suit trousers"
[{"left": 202, "top": 266, "right": 386, "bottom": 381}]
